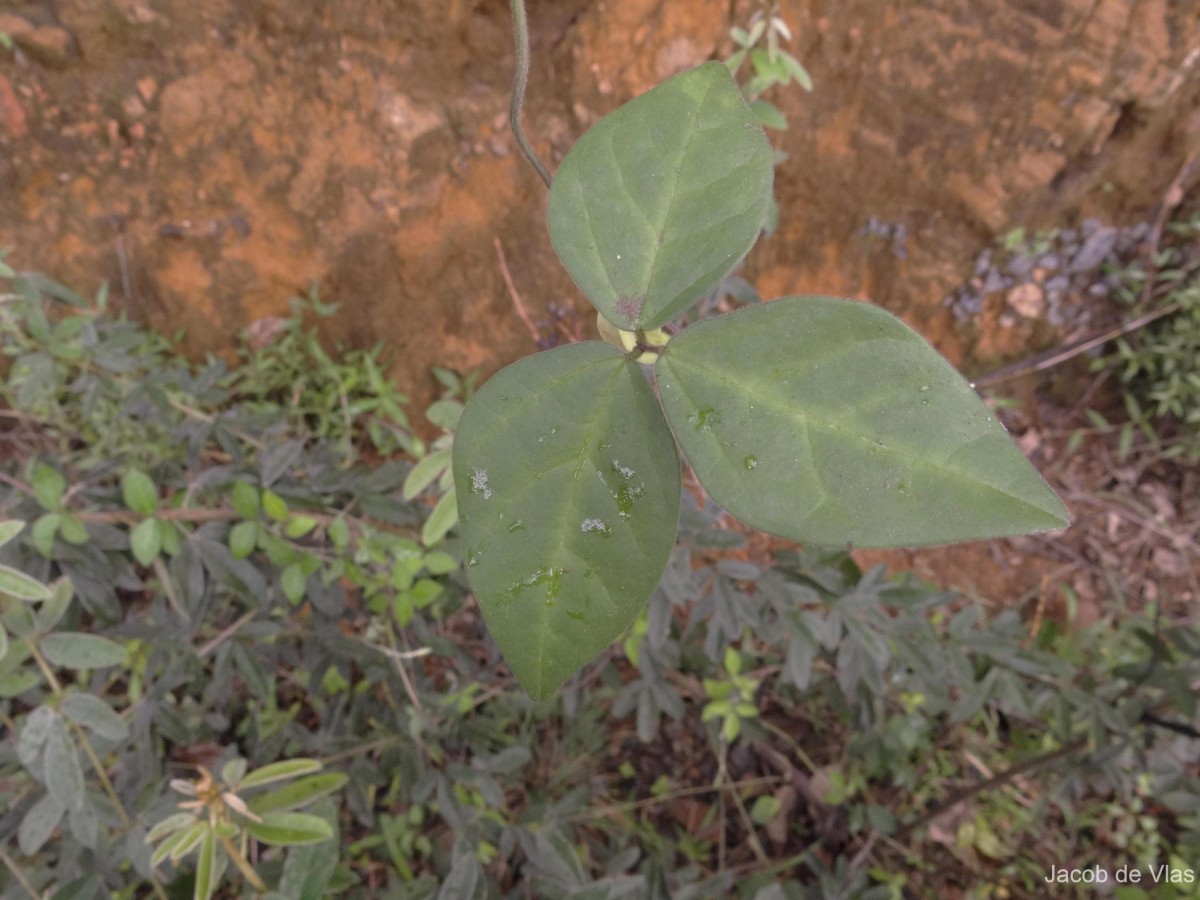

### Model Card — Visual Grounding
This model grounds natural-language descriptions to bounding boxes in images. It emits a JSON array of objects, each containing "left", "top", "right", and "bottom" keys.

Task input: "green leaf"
[
  {"left": 18, "top": 792, "right": 64, "bottom": 855},
  {"left": 422, "top": 487, "right": 458, "bottom": 547},
  {"left": 245, "top": 773, "right": 348, "bottom": 815},
  {"left": 749, "top": 99, "right": 787, "bottom": 130},
  {"left": 32, "top": 513, "right": 60, "bottom": 557},
  {"left": 453, "top": 342, "right": 680, "bottom": 699},
  {"left": 17, "top": 705, "right": 56, "bottom": 770},
  {"left": 750, "top": 794, "right": 781, "bottom": 824},
  {"left": 547, "top": 62, "right": 773, "bottom": 330},
  {"left": 280, "top": 563, "right": 307, "bottom": 603},
  {"left": 40, "top": 632, "right": 129, "bottom": 669},
  {"left": 229, "top": 520, "right": 259, "bottom": 560},
  {"left": 130, "top": 518, "right": 163, "bottom": 566},
  {"left": 780, "top": 52, "right": 813, "bottom": 91},
  {"left": 150, "top": 821, "right": 204, "bottom": 866},
  {"left": 425, "top": 399, "right": 464, "bottom": 430},
  {"left": 244, "top": 812, "right": 334, "bottom": 846},
  {"left": 61, "top": 691, "right": 130, "bottom": 741},
  {"left": 277, "top": 803, "right": 339, "bottom": 900},
  {"left": 33, "top": 464, "right": 66, "bottom": 511},
  {"left": 0, "top": 620, "right": 7, "bottom": 662},
  {"left": 239, "top": 758, "right": 324, "bottom": 790},
  {"left": 0, "top": 519, "right": 24, "bottom": 548},
  {"left": 145, "top": 812, "right": 197, "bottom": 843},
  {"left": 222, "top": 757, "right": 248, "bottom": 787},
  {"left": 121, "top": 469, "right": 158, "bottom": 515},
  {"left": 58, "top": 515, "right": 90, "bottom": 545},
  {"left": 262, "top": 489, "right": 289, "bottom": 521},
  {"left": 43, "top": 715, "right": 86, "bottom": 812},
  {"left": 403, "top": 449, "right": 452, "bottom": 499},
  {"left": 195, "top": 827, "right": 217, "bottom": 900},
  {"left": 285, "top": 515, "right": 318, "bottom": 539},
  {"left": 423, "top": 550, "right": 457, "bottom": 576},
  {"left": 656, "top": 297, "right": 1069, "bottom": 547},
  {"left": 0, "top": 563, "right": 51, "bottom": 601},
  {"left": 231, "top": 481, "right": 261, "bottom": 519},
  {"left": 35, "top": 580, "right": 73, "bottom": 628}
]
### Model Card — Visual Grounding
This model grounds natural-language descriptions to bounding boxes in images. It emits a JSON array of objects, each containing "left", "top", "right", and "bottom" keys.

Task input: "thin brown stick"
[
  {"left": 494, "top": 238, "right": 540, "bottom": 344},
  {"left": 973, "top": 301, "right": 1181, "bottom": 388}
]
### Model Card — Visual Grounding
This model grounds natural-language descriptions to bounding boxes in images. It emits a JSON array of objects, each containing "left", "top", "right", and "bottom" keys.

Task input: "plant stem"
[
  {"left": 508, "top": 0, "right": 553, "bottom": 188},
  {"left": 0, "top": 844, "right": 40, "bottom": 898}
]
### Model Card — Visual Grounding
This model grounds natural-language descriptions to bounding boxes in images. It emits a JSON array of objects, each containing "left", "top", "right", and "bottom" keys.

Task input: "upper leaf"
[
  {"left": 656, "top": 296, "right": 1070, "bottom": 547},
  {"left": 548, "top": 62, "right": 773, "bottom": 331},
  {"left": 453, "top": 343, "right": 681, "bottom": 699}
]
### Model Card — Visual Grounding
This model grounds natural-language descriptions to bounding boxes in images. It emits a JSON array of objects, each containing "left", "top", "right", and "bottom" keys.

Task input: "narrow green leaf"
[
  {"left": 40, "top": 632, "right": 129, "bottom": 669},
  {"left": 277, "top": 811, "right": 339, "bottom": 900},
  {"left": 36, "top": 578, "right": 73, "bottom": 631},
  {"left": 245, "top": 772, "right": 348, "bottom": 815},
  {"left": 0, "top": 620, "right": 7, "bottom": 662},
  {"left": 780, "top": 52, "right": 814, "bottom": 91},
  {"left": 195, "top": 827, "right": 217, "bottom": 900},
  {"left": 421, "top": 487, "right": 458, "bottom": 547},
  {"left": 656, "top": 297, "right": 1069, "bottom": 547},
  {"left": 130, "top": 518, "right": 162, "bottom": 566},
  {"left": 43, "top": 716, "right": 86, "bottom": 812},
  {"left": 244, "top": 812, "right": 333, "bottom": 846},
  {"left": 61, "top": 691, "right": 130, "bottom": 741},
  {"left": 18, "top": 792, "right": 64, "bottom": 855},
  {"left": 121, "top": 469, "right": 158, "bottom": 516},
  {"left": 151, "top": 821, "right": 205, "bottom": 866},
  {"left": 403, "top": 449, "right": 452, "bottom": 499},
  {"left": 238, "top": 758, "right": 323, "bottom": 790},
  {"left": 749, "top": 99, "right": 787, "bottom": 130},
  {"left": 0, "top": 519, "right": 24, "bottom": 548},
  {"left": 144, "top": 811, "right": 197, "bottom": 843},
  {"left": 453, "top": 343, "right": 680, "bottom": 699},
  {"left": 0, "top": 563, "right": 51, "bottom": 601},
  {"left": 547, "top": 62, "right": 773, "bottom": 330}
]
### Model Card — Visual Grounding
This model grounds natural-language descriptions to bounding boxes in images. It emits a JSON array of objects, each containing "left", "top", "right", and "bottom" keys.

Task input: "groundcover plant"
[{"left": 454, "top": 7, "right": 1070, "bottom": 701}]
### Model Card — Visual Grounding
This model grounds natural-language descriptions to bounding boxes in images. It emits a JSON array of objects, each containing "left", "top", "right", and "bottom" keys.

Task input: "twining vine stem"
[{"left": 509, "top": 0, "right": 553, "bottom": 188}]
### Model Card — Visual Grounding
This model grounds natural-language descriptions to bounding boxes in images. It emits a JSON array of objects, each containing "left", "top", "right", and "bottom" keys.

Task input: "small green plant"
[
  {"left": 1096, "top": 214, "right": 1200, "bottom": 459},
  {"left": 145, "top": 758, "right": 344, "bottom": 900},
  {"left": 452, "top": 2, "right": 1069, "bottom": 699},
  {"left": 702, "top": 646, "right": 760, "bottom": 743},
  {"left": 726, "top": 1, "right": 813, "bottom": 127}
]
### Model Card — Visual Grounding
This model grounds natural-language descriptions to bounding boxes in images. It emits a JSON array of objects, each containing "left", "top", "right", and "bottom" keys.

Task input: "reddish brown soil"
[{"left": 1, "top": 0, "right": 1197, "bottom": 607}]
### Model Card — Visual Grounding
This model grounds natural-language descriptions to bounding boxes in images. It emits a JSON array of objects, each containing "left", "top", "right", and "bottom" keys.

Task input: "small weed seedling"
[{"left": 454, "top": 2, "right": 1069, "bottom": 699}]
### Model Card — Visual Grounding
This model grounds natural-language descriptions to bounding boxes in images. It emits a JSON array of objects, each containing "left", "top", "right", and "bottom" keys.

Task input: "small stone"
[
  {"left": 137, "top": 76, "right": 158, "bottom": 103},
  {"left": 1007, "top": 252, "right": 1034, "bottom": 278},
  {"left": 1070, "top": 227, "right": 1117, "bottom": 272},
  {"left": 123, "top": 93, "right": 147, "bottom": 118},
  {"left": 1008, "top": 283, "right": 1045, "bottom": 318}
]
